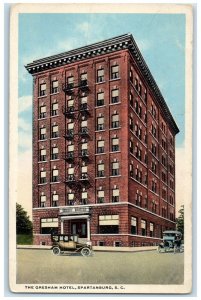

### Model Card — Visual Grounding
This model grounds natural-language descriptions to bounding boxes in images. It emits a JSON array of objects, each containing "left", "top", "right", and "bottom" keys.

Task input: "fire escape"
[{"left": 62, "top": 77, "right": 92, "bottom": 205}]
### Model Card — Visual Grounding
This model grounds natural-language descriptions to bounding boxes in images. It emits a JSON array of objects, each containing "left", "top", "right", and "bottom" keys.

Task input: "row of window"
[
  {"left": 129, "top": 163, "right": 174, "bottom": 189},
  {"left": 40, "top": 214, "right": 174, "bottom": 236},
  {"left": 39, "top": 65, "right": 120, "bottom": 97},
  {"left": 39, "top": 188, "right": 120, "bottom": 207}
]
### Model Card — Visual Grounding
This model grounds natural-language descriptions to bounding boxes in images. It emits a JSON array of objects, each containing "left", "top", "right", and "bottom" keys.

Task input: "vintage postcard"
[{"left": 9, "top": 3, "right": 193, "bottom": 294}]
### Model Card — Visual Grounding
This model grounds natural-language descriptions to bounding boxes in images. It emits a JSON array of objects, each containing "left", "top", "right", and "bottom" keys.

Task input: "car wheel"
[
  {"left": 52, "top": 246, "right": 60, "bottom": 255},
  {"left": 81, "top": 247, "right": 91, "bottom": 257}
]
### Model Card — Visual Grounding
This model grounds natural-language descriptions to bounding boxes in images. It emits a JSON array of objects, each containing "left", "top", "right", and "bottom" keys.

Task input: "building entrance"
[{"left": 71, "top": 220, "right": 87, "bottom": 238}]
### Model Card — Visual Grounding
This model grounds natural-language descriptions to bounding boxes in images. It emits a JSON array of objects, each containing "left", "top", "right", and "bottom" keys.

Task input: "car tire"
[
  {"left": 81, "top": 247, "right": 91, "bottom": 257},
  {"left": 52, "top": 246, "right": 60, "bottom": 255}
]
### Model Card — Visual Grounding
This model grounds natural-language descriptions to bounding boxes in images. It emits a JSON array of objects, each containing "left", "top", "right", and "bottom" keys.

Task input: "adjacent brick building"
[{"left": 25, "top": 33, "right": 179, "bottom": 247}]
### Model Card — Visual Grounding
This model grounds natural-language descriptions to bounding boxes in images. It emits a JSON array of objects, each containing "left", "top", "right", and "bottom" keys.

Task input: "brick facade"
[{"left": 26, "top": 34, "right": 179, "bottom": 248}]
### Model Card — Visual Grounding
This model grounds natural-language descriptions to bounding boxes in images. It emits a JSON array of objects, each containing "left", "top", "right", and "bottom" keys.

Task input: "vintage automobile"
[
  {"left": 51, "top": 234, "right": 93, "bottom": 256},
  {"left": 157, "top": 230, "right": 183, "bottom": 253}
]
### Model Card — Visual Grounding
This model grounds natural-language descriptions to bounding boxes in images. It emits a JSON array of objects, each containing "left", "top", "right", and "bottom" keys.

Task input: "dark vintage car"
[
  {"left": 51, "top": 234, "right": 93, "bottom": 256},
  {"left": 157, "top": 230, "right": 184, "bottom": 253}
]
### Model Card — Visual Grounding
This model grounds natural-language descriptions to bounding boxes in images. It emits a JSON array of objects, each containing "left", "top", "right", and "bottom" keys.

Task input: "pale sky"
[{"left": 18, "top": 13, "right": 186, "bottom": 218}]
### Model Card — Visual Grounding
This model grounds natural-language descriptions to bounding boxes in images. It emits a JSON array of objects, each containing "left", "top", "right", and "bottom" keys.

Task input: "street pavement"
[{"left": 16, "top": 249, "right": 184, "bottom": 285}]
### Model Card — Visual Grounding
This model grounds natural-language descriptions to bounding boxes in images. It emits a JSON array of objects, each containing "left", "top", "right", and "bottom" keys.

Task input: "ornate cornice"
[{"left": 25, "top": 33, "right": 179, "bottom": 134}]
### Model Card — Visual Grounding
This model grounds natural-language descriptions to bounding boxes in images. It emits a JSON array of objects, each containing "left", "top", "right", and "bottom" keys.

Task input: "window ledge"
[
  {"left": 109, "top": 127, "right": 121, "bottom": 130},
  {"left": 96, "top": 81, "right": 106, "bottom": 85},
  {"left": 109, "top": 102, "right": 121, "bottom": 106},
  {"left": 110, "top": 175, "right": 121, "bottom": 178},
  {"left": 95, "top": 130, "right": 106, "bottom": 133},
  {"left": 38, "top": 117, "right": 47, "bottom": 120},
  {"left": 38, "top": 95, "right": 47, "bottom": 99},
  {"left": 95, "top": 153, "right": 106, "bottom": 155},
  {"left": 109, "top": 78, "right": 120, "bottom": 82},
  {"left": 50, "top": 92, "right": 59, "bottom": 96},
  {"left": 95, "top": 177, "right": 107, "bottom": 179},
  {"left": 38, "top": 139, "right": 47, "bottom": 142},
  {"left": 38, "top": 183, "right": 47, "bottom": 186},
  {"left": 109, "top": 151, "right": 121, "bottom": 154},
  {"left": 50, "top": 159, "right": 60, "bottom": 161},
  {"left": 51, "top": 137, "right": 60, "bottom": 140},
  {"left": 38, "top": 161, "right": 47, "bottom": 163},
  {"left": 50, "top": 181, "right": 61, "bottom": 184},
  {"left": 95, "top": 105, "right": 106, "bottom": 108},
  {"left": 51, "top": 115, "right": 59, "bottom": 118}
]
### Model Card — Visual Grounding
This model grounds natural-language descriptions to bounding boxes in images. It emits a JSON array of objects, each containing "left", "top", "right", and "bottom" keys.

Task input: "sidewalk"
[{"left": 17, "top": 244, "right": 157, "bottom": 252}]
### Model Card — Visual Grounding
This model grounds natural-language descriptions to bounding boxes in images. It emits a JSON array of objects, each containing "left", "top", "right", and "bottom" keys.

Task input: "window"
[
  {"left": 81, "top": 142, "right": 88, "bottom": 156},
  {"left": 99, "top": 215, "right": 119, "bottom": 233},
  {"left": 162, "top": 207, "right": 167, "bottom": 218},
  {"left": 51, "top": 80, "right": 58, "bottom": 94},
  {"left": 39, "top": 149, "right": 46, "bottom": 161},
  {"left": 111, "top": 114, "right": 119, "bottom": 128},
  {"left": 162, "top": 155, "right": 166, "bottom": 167},
  {"left": 139, "top": 83, "right": 142, "bottom": 96},
  {"left": 111, "top": 65, "right": 119, "bottom": 79},
  {"left": 111, "top": 89, "right": 119, "bottom": 103},
  {"left": 52, "top": 147, "right": 58, "bottom": 160},
  {"left": 97, "top": 69, "right": 104, "bottom": 82},
  {"left": 97, "top": 117, "right": 104, "bottom": 131},
  {"left": 130, "top": 163, "right": 134, "bottom": 177},
  {"left": 97, "top": 140, "right": 104, "bottom": 153},
  {"left": 67, "top": 144, "right": 74, "bottom": 158},
  {"left": 135, "top": 78, "right": 139, "bottom": 90},
  {"left": 97, "top": 163, "right": 104, "bottom": 177},
  {"left": 169, "top": 179, "right": 174, "bottom": 189},
  {"left": 68, "top": 192, "right": 75, "bottom": 205},
  {"left": 111, "top": 161, "right": 119, "bottom": 176},
  {"left": 97, "top": 92, "right": 104, "bottom": 106},
  {"left": 67, "top": 76, "right": 74, "bottom": 89},
  {"left": 68, "top": 167, "right": 74, "bottom": 180},
  {"left": 169, "top": 194, "right": 174, "bottom": 205},
  {"left": 130, "top": 140, "right": 134, "bottom": 153},
  {"left": 52, "top": 103, "right": 58, "bottom": 116},
  {"left": 131, "top": 217, "right": 137, "bottom": 234},
  {"left": 135, "top": 124, "right": 142, "bottom": 140},
  {"left": 151, "top": 201, "right": 157, "bottom": 213},
  {"left": 40, "top": 127, "right": 46, "bottom": 140},
  {"left": 114, "top": 241, "right": 121, "bottom": 247},
  {"left": 162, "top": 139, "right": 167, "bottom": 151},
  {"left": 80, "top": 120, "right": 88, "bottom": 134},
  {"left": 40, "top": 195, "right": 46, "bottom": 207},
  {"left": 40, "top": 171, "right": 46, "bottom": 184},
  {"left": 162, "top": 189, "right": 167, "bottom": 200},
  {"left": 144, "top": 89, "right": 147, "bottom": 102},
  {"left": 135, "top": 168, "right": 142, "bottom": 183},
  {"left": 39, "top": 106, "right": 46, "bottom": 118},
  {"left": 80, "top": 96, "right": 88, "bottom": 110},
  {"left": 150, "top": 223, "right": 154, "bottom": 237},
  {"left": 151, "top": 104, "right": 157, "bottom": 119},
  {"left": 130, "top": 69, "right": 133, "bottom": 82},
  {"left": 52, "top": 194, "right": 58, "bottom": 207},
  {"left": 130, "top": 93, "right": 134, "bottom": 107},
  {"left": 80, "top": 73, "right": 87, "bottom": 85},
  {"left": 129, "top": 117, "right": 134, "bottom": 130},
  {"left": 81, "top": 191, "right": 87, "bottom": 204},
  {"left": 112, "top": 137, "right": 119, "bottom": 151},
  {"left": 112, "top": 188, "right": 119, "bottom": 202},
  {"left": 151, "top": 143, "right": 157, "bottom": 156},
  {"left": 52, "top": 169, "right": 59, "bottom": 182},
  {"left": 162, "top": 171, "right": 167, "bottom": 183},
  {"left": 39, "top": 83, "right": 46, "bottom": 96},
  {"left": 135, "top": 192, "right": 142, "bottom": 206},
  {"left": 135, "top": 145, "right": 142, "bottom": 161},
  {"left": 67, "top": 98, "right": 74, "bottom": 112},
  {"left": 97, "top": 190, "right": 104, "bottom": 203},
  {"left": 151, "top": 124, "right": 157, "bottom": 138},
  {"left": 52, "top": 125, "right": 59, "bottom": 138},
  {"left": 41, "top": 218, "right": 58, "bottom": 234},
  {"left": 141, "top": 219, "right": 146, "bottom": 236},
  {"left": 81, "top": 166, "right": 88, "bottom": 179},
  {"left": 169, "top": 164, "right": 174, "bottom": 175},
  {"left": 67, "top": 122, "right": 74, "bottom": 137},
  {"left": 151, "top": 161, "right": 157, "bottom": 174},
  {"left": 151, "top": 180, "right": 157, "bottom": 193}
]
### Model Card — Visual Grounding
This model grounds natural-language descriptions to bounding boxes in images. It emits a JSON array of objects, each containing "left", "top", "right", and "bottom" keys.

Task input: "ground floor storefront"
[{"left": 32, "top": 203, "right": 176, "bottom": 247}]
